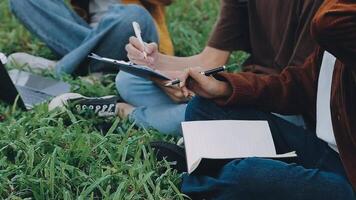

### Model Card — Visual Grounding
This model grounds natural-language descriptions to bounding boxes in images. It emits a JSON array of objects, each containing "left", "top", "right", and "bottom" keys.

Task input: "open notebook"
[{"left": 182, "top": 120, "right": 297, "bottom": 174}]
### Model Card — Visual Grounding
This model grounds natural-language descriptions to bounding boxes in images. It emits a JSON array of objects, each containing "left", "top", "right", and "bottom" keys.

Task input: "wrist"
[
  {"left": 154, "top": 53, "right": 164, "bottom": 70},
  {"left": 217, "top": 81, "right": 232, "bottom": 99}
]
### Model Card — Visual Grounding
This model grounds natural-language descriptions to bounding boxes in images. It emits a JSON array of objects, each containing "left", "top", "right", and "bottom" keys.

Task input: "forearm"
[
  {"left": 214, "top": 52, "right": 317, "bottom": 115},
  {"left": 154, "top": 47, "right": 230, "bottom": 71}
]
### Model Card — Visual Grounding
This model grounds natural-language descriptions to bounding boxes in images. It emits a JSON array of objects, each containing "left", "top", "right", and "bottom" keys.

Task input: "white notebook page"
[{"left": 182, "top": 120, "right": 296, "bottom": 173}]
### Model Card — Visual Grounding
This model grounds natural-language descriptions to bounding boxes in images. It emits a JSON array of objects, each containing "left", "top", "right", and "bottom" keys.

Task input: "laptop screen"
[
  {"left": 0, "top": 61, "right": 26, "bottom": 110},
  {"left": 8, "top": 70, "right": 71, "bottom": 96}
]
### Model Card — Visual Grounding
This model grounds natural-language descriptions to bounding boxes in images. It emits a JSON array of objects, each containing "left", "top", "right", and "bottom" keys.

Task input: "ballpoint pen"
[
  {"left": 132, "top": 21, "right": 147, "bottom": 59},
  {"left": 165, "top": 66, "right": 226, "bottom": 87}
]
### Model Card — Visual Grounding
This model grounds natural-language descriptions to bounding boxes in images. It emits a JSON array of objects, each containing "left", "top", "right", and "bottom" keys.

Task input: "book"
[
  {"left": 181, "top": 120, "right": 297, "bottom": 174},
  {"left": 88, "top": 53, "right": 171, "bottom": 80}
]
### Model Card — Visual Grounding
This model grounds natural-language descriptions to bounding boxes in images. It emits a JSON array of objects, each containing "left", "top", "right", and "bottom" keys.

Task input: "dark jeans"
[{"left": 182, "top": 97, "right": 355, "bottom": 200}]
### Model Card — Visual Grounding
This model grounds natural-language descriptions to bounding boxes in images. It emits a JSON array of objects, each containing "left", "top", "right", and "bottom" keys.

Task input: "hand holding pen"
[
  {"left": 165, "top": 66, "right": 226, "bottom": 86},
  {"left": 127, "top": 21, "right": 159, "bottom": 68},
  {"left": 175, "top": 66, "right": 232, "bottom": 100}
]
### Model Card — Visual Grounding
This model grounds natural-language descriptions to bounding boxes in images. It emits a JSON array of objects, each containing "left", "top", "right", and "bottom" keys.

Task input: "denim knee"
[
  {"left": 185, "top": 97, "right": 212, "bottom": 121},
  {"left": 116, "top": 72, "right": 134, "bottom": 102},
  {"left": 115, "top": 72, "right": 152, "bottom": 104}
]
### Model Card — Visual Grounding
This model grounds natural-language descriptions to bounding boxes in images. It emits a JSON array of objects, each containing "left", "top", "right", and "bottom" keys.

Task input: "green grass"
[{"left": 0, "top": 0, "right": 245, "bottom": 199}]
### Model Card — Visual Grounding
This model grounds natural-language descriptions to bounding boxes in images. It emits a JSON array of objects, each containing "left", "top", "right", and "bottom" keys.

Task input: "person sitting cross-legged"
[
  {"left": 8, "top": 0, "right": 173, "bottom": 75},
  {"left": 165, "top": 0, "right": 356, "bottom": 199}
]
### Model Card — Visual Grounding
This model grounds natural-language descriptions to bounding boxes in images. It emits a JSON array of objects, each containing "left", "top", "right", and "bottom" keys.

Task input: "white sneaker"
[
  {"left": 49, "top": 93, "right": 121, "bottom": 117},
  {"left": 7, "top": 52, "right": 57, "bottom": 70},
  {"left": 177, "top": 137, "right": 184, "bottom": 147},
  {"left": 0, "top": 52, "right": 8, "bottom": 64}
]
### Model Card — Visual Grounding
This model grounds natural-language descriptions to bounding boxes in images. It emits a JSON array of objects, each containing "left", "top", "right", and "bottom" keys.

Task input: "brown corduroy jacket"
[
  {"left": 70, "top": 0, "right": 174, "bottom": 55},
  {"left": 216, "top": 0, "right": 356, "bottom": 190}
]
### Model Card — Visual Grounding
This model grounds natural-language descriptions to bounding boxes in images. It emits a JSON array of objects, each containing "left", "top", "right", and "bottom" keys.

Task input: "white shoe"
[
  {"left": 49, "top": 93, "right": 121, "bottom": 117},
  {"left": 0, "top": 52, "right": 8, "bottom": 64},
  {"left": 7, "top": 52, "right": 57, "bottom": 70},
  {"left": 177, "top": 137, "right": 184, "bottom": 147}
]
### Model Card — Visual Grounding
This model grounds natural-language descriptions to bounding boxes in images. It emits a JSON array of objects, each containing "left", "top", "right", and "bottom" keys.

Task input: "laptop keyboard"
[{"left": 16, "top": 85, "right": 52, "bottom": 106}]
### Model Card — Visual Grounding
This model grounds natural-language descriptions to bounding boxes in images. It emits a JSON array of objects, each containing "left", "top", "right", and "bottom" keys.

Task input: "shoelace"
[{"left": 76, "top": 104, "right": 116, "bottom": 114}]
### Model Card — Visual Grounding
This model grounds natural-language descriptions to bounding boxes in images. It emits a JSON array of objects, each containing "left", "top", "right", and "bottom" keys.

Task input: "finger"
[
  {"left": 187, "top": 81, "right": 204, "bottom": 96},
  {"left": 145, "top": 43, "right": 158, "bottom": 54},
  {"left": 147, "top": 56, "right": 155, "bottom": 66},
  {"left": 182, "top": 87, "right": 195, "bottom": 99},
  {"left": 163, "top": 86, "right": 188, "bottom": 103},
  {"left": 127, "top": 54, "right": 147, "bottom": 64},
  {"left": 179, "top": 68, "right": 190, "bottom": 88},
  {"left": 189, "top": 83, "right": 212, "bottom": 99},
  {"left": 126, "top": 44, "right": 145, "bottom": 59},
  {"left": 188, "top": 67, "right": 213, "bottom": 86},
  {"left": 168, "top": 91, "right": 184, "bottom": 103},
  {"left": 127, "top": 56, "right": 146, "bottom": 65},
  {"left": 188, "top": 91, "right": 195, "bottom": 98},
  {"left": 129, "top": 36, "right": 145, "bottom": 52},
  {"left": 128, "top": 54, "right": 155, "bottom": 67},
  {"left": 181, "top": 86, "right": 190, "bottom": 98}
]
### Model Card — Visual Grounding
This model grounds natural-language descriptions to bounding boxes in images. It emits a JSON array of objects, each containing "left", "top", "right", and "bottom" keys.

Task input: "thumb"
[
  {"left": 145, "top": 43, "right": 158, "bottom": 54},
  {"left": 188, "top": 67, "right": 211, "bottom": 86}
]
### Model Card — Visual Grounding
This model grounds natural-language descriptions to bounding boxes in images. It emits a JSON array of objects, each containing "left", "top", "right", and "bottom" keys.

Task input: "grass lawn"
[{"left": 0, "top": 0, "right": 246, "bottom": 199}]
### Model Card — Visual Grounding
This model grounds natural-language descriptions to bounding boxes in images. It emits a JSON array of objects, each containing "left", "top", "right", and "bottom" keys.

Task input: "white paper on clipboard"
[{"left": 88, "top": 53, "right": 171, "bottom": 80}]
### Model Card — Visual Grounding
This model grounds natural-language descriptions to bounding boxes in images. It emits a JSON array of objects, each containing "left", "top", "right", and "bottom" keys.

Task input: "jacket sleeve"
[
  {"left": 214, "top": 51, "right": 319, "bottom": 115},
  {"left": 311, "top": 0, "right": 356, "bottom": 66}
]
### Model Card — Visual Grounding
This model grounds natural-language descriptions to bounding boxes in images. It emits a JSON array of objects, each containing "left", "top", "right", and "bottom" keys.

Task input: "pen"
[
  {"left": 200, "top": 65, "right": 226, "bottom": 76},
  {"left": 164, "top": 66, "right": 226, "bottom": 87},
  {"left": 132, "top": 21, "right": 147, "bottom": 59}
]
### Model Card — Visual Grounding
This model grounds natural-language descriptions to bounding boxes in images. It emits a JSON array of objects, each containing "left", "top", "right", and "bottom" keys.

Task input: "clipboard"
[{"left": 88, "top": 53, "right": 171, "bottom": 80}]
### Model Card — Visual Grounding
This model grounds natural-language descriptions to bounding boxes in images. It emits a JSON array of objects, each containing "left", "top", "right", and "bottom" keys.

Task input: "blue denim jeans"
[
  {"left": 114, "top": 72, "right": 306, "bottom": 135},
  {"left": 9, "top": 0, "right": 158, "bottom": 76},
  {"left": 116, "top": 72, "right": 187, "bottom": 135},
  {"left": 182, "top": 97, "right": 355, "bottom": 200}
]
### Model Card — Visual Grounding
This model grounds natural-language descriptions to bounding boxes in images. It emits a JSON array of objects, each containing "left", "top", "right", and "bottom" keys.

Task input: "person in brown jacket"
[{"left": 175, "top": 0, "right": 356, "bottom": 199}]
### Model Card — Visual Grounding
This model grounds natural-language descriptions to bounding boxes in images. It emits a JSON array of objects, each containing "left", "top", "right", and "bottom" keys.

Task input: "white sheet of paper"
[
  {"left": 182, "top": 120, "right": 296, "bottom": 173},
  {"left": 316, "top": 51, "right": 338, "bottom": 152}
]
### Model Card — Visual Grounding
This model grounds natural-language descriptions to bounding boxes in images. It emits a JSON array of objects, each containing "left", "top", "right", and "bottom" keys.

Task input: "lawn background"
[{"left": 0, "top": 0, "right": 246, "bottom": 199}]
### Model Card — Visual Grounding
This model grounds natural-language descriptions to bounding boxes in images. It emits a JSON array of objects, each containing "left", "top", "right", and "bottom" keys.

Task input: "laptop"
[{"left": 0, "top": 60, "right": 71, "bottom": 110}]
